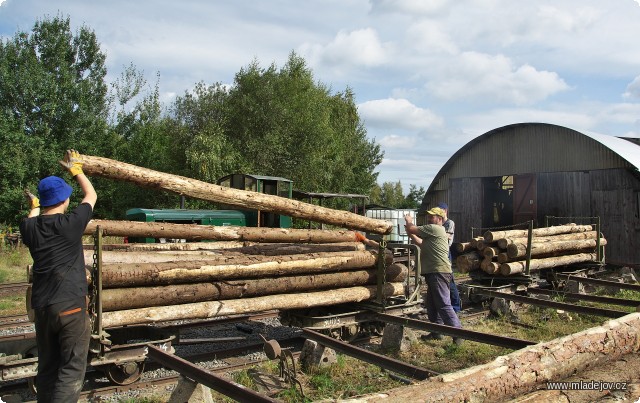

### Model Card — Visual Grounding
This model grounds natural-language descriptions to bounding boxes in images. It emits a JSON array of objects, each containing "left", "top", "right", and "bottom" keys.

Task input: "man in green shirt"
[{"left": 405, "top": 207, "right": 462, "bottom": 344}]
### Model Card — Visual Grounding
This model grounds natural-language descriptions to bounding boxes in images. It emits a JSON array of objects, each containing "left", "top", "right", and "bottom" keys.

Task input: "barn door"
[{"left": 513, "top": 174, "right": 537, "bottom": 225}]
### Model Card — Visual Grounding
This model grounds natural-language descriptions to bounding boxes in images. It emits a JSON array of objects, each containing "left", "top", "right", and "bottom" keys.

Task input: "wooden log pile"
[
  {"left": 95, "top": 235, "right": 407, "bottom": 328},
  {"left": 453, "top": 224, "right": 605, "bottom": 276},
  {"left": 78, "top": 153, "right": 407, "bottom": 328}
]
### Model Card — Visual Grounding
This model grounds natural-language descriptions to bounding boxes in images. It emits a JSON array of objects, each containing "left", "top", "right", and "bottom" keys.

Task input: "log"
[
  {"left": 81, "top": 154, "right": 392, "bottom": 234},
  {"left": 499, "top": 253, "right": 598, "bottom": 275},
  {"left": 101, "top": 283, "right": 405, "bottom": 327},
  {"left": 85, "top": 219, "right": 361, "bottom": 244},
  {"left": 480, "top": 258, "right": 500, "bottom": 275},
  {"left": 90, "top": 241, "right": 253, "bottom": 251},
  {"left": 506, "top": 238, "right": 607, "bottom": 259},
  {"left": 453, "top": 242, "right": 473, "bottom": 254},
  {"left": 484, "top": 224, "right": 593, "bottom": 243},
  {"left": 469, "top": 237, "right": 484, "bottom": 249},
  {"left": 483, "top": 246, "right": 503, "bottom": 259},
  {"left": 496, "top": 231, "right": 599, "bottom": 249},
  {"left": 351, "top": 313, "right": 640, "bottom": 402},
  {"left": 455, "top": 252, "right": 481, "bottom": 274},
  {"left": 101, "top": 250, "right": 391, "bottom": 287},
  {"left": 102, "top": 264, "right": 408, "bottom": 311}
]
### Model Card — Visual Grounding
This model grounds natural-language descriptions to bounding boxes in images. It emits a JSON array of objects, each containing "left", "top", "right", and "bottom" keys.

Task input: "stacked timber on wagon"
[
  {"left": 453, "top": 224, "right": 605, "bottom": 277},
  {"left": 77, "top": 154, "right": 405, "bottom": 328}
]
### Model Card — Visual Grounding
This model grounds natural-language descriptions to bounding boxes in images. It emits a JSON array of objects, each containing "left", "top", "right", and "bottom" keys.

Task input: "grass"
[
  {"left": 2, "top": 240, "right": 638, "bottom": 401},
  {"left": 0, "top": 245, "right": 31, "bottom": 284}
]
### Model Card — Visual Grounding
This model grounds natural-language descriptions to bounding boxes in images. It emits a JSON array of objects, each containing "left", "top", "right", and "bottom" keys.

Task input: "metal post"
[
  {"left": 524, "top": 220, "right": 533, "bottom": 276},
  {"left": 95, "top": 226, "right": 104, "bottom": 355}
]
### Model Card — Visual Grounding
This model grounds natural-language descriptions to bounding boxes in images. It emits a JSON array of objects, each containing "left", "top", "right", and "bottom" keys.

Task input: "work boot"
[{"left": 420, "top": 332, "right": 443, "bottom": 341}]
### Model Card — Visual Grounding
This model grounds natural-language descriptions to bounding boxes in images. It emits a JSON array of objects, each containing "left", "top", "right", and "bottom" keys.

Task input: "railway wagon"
[{"left": 0, "top": 228, "right": 422, "bottom": 389}]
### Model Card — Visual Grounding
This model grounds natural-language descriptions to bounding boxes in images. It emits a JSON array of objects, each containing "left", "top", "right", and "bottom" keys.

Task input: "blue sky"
[{"left": 2, "top": 0, "right": 640, "bottom": 193}]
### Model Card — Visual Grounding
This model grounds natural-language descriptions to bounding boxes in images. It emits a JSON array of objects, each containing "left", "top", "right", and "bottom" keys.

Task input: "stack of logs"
[
  {"left": 86, "top": 235, "right": 408, "bottom": 328},
  {"left": 453, "top": 224, "right": 605, "bottom": 276},
  {"left": 72, "top": 154, "right": 405, "bottom": 328}
]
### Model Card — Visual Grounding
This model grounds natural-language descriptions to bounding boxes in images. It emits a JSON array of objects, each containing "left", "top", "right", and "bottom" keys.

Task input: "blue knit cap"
[{"left": 37, "top": 176, "right": 73, "bottom": 207}]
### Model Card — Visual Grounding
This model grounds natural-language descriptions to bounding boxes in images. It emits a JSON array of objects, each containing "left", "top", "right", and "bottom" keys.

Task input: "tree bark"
[
  {"left": 483, "top": 246, "right": 503, "bottom": 259},
  {"left": 101, "top": 283, "right": 405, "bottom": 327},
  {"left": 499, "top": 253, "right": 598, "bottom": 275},
  {"left": 480, "top": 258, "right": 500, "bottom": 274},
  {"left": 101, "top": 264, "right": 408, "bottom": 311},
  {"left": 81, "top": 154, "right": 392, "bottom": 234},
  {"left": 455, "top": 252, "right": 481, "bottom": 274},
  {"left": 101, "top": 250, "right": 392, "bottom": 287},
  {"left": 496, "top": 231, "right": 599, "bottom": 249},
  {"left": 483, "top": 224, "right": 593, "bottom": 243},
  {"left": 353, "top": 313, "right": 640, "bottom": 402},
  {"left": 94, "top": 241, "right": 253, "bottom": 251},
  {"left": 453, "top": 242, "right": 473, "bottom": 254},
  {"left": 85, "top": 219, "right": 362, "bottom": 243},
  {"left": 506, "top": 238, "right": 607, "bottom": 259}
]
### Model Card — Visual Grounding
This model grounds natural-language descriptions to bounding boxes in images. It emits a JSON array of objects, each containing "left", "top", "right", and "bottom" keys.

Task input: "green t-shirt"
[{"left": 416, "top": 224, "right": 452, "bottom": 274}]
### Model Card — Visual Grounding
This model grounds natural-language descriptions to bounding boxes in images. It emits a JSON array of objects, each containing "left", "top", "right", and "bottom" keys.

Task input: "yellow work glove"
[
  {"left": 59, "top": 149, "right": 84, "bottom": 176},
  {"left": 24, "top": 189, "right": 40, "bottom": 209}
]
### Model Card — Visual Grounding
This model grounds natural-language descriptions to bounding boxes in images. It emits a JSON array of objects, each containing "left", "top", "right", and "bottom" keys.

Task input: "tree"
[
  {"left": 0, "top": 15, "right": 110, "bottom": 224},
  {"left": 223, "top": 52, "right": 382, "bottom": 195},
  {"left": 401, "top": 184, "right": 426, "bottom": 209}
]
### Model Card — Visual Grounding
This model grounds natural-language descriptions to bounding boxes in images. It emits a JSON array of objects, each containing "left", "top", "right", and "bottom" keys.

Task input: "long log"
[
  {"left": 500, "top": 253, "right": 597, "bottom": 275},
  {"left": 506, "top": 238, "right": 607, "bottom": 259},
  {"left": 352, "top": 313, "right": 640, "bottom": 402},
  {"left": 101, "top": 250, "right": 390, "bottom": 287},
  {"left": 484, "top": 224, "right": 593, "bottom": 243},
  {"left": 496, "top": 231, "right": 599, "bottom": 249},
  {"left": 102, "top": 264, "right": 408, "bottom": 311},
  {"left": 101, "top": 283, "right": 405, "bottom": 327},
  {"left": 85, "top": 219, "right": 361, "bottom": 243},
  {"left": 81, "top": 154, "right": 392, "bottom": 234},
  {"left": 89, "top": 241, "right": 253, "bottom": 251}
]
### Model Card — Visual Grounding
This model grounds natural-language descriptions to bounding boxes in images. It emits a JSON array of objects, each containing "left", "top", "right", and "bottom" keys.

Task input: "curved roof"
[{"left": 426, "top": 123, "right": 640, "bottom": 194}]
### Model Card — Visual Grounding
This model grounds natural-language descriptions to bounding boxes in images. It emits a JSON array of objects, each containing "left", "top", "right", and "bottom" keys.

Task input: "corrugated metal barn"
[{"left": 420, "top": 122, "right": 640, "bottom": 267}]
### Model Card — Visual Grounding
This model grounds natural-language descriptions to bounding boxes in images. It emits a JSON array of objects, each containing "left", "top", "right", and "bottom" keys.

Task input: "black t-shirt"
[{"left": 20, "top": 203, "right": 93, "bottom": 309}]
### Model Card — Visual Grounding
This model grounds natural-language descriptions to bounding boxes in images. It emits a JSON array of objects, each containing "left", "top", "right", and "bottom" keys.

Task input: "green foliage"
[
  {"left": 0, "top": 16, "right": 429, "bottom": 226},
  {"left": 222, "top": 52, "right": 382, "bottom": 195},
  {"left": 0, "top": 14, "right": 110, "bottom": 223},
  {"left": 370, "top": 181, "right": 425, "bottom": 208}
]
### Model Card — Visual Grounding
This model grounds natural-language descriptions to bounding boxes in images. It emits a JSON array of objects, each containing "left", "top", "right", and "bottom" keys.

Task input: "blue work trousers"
[{"left": 424, "top": 273, "right": 462, "bottom": 329}]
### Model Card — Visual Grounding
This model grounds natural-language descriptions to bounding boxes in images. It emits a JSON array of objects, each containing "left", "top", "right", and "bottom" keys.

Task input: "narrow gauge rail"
[
  {"left": 0, "top": 314, "right": 30, "bottom": 331},
  {"left": 0, "top": 282, "right": 28, "bottom": 297}
]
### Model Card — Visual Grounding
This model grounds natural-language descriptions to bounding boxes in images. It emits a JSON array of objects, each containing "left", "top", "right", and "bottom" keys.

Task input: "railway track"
[{"left": 0, "top": 282, "right": 28, "bottom": 297}]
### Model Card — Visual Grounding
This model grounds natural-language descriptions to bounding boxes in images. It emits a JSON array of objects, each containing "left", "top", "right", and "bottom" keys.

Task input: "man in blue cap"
[{"left": 20, "top": 149, "right": 97, "bottom": 403}]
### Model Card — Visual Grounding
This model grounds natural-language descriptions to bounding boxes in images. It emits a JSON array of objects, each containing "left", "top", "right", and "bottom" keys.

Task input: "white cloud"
[
  {"left": 369, "top": 0, "right": 451, "bottom": 16},
  {"left": 358, "top": 98, "right": 443, "bottom": 130},
  {"left": 378, "top": 134, "right": 415, "bottom": 150},
  {"left": 425, "top": 52, "right": 570, "bottom": 105},
  {"left": 623, "top": 76, "right": 640, "bottom": 99},
  {"left": 301, "top": 28, "right": 389, "bottom": 70}
]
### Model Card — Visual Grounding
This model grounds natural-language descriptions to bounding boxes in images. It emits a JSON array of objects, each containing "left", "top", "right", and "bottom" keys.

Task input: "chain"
[
  {"left": 89, "top": 231, "right": 98, "bottom": 331},
  {"left": 380, "top": 238, "right": 388, "bottom": 306}
]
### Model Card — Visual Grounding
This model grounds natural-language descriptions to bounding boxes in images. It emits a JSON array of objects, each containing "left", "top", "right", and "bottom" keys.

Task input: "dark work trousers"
[
  {"left": 424, "top": 273, "right": 462, "bottom": 329},
  {"left": 34, "top": 297, "right": 90, "bottom": 403},
  {"left": 450, "top": 276, "right": 462, "bottom": 312}
]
